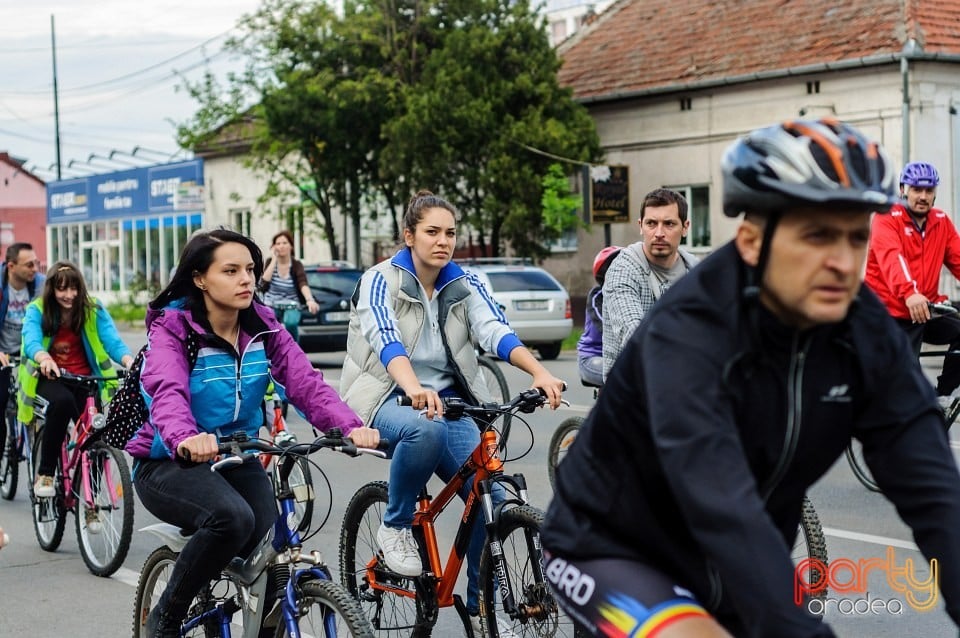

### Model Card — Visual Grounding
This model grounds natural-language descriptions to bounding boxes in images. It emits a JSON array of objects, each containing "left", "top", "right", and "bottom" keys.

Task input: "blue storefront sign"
[{"left": 47, "top": 159, "right": 203, "bottom": 223}]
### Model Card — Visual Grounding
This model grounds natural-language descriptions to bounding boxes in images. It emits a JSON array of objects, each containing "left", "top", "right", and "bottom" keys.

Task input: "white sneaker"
[
  {"left": 377, "top": 524, "right": 422, "bottom": 577},
  {"left": 84, "top": 507, "right": 102, "bottom": 535},
  {"left": 938, "top": 395, "right": 954, "bottom": 413},
  {"left": 467, "top": 613, "right": 519, "bottom": 637},
  {"left": 34, "top": 475, "right": 55, "bottom": 498},
  {"left": 494, "top": 615, "right": 519, "bottom": 638}
]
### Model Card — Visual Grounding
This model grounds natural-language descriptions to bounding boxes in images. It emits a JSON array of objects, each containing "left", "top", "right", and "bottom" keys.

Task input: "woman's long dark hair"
[
  {"left": 41, "top": 261, "right": 94, "bottom": 336},
  {"left": 150, "top": 229, "right": 264, "bottom": 322}
]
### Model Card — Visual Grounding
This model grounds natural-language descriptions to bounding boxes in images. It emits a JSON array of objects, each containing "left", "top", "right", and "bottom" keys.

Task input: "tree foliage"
[{"left": 176, "top": 0, "right": 601, "bottom": 260}]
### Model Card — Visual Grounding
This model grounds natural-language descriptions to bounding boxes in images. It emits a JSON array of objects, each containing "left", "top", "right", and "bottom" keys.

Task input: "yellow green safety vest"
[{"left": 17, "top": 298, "right": 120, "bottom": 425}]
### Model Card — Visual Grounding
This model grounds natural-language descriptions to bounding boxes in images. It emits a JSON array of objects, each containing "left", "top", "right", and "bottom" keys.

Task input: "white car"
[{"left": 462, "top": 260, "right": 572, "bottom": 360}]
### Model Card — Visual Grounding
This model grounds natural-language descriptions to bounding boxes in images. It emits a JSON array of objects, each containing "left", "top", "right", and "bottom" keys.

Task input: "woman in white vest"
[{"left": 340, "top": 190, "right": 565, "bottom": 623}]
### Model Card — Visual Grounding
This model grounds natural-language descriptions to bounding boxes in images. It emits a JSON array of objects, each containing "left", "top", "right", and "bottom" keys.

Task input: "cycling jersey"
[
  {"left": 542, "top": 242, "right": 960, "bottom": 637},
  {"left": 543, "top": 551, "right": 711, "bottom": 636},
  {"left": 864, "top": 202, "right": 960, "bottom": 320}
]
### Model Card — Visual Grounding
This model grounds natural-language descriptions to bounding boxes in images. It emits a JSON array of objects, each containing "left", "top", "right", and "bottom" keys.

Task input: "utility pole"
[{"left": 51, "top": 14, "right": 62, "bottom": 181}]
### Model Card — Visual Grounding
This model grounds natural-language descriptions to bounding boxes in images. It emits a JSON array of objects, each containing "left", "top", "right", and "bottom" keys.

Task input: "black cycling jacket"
[{"left": 542, "top": 242, "right": 960, "bottom": 638}]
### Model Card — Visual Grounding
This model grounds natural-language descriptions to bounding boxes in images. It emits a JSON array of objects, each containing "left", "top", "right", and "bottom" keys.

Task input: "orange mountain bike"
[{"left": 339, "top": 389, "right": 584, "bottom": 638}]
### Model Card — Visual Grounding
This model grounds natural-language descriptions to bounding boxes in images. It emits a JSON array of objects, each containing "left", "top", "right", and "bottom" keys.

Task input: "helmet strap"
[{"left": 742, "top": 211, "right": 782, "bottom": 301}]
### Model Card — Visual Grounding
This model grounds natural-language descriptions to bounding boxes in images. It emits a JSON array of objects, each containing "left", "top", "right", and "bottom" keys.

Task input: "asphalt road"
[{"left": 0, "top": 335, "right": 957, "bottom": 636}]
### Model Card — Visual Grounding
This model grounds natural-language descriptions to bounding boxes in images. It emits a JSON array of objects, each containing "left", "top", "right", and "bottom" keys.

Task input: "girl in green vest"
[{"left": 21, "top": 262, "right": 134, "bottom": 498}]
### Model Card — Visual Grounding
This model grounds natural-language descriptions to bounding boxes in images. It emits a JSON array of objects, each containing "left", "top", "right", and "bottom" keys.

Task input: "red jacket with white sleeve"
[{"left": 864, "top": 203, "right": 960, "bottom": 320}]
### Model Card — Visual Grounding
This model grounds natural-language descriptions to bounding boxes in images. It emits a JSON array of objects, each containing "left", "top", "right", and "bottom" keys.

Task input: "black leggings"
[
  {"left": 133, "top": 456, "right": 276, "bottom": 622},
  {"left": 543, "top": 550, "right": 710, "bottom": 636},
  {"left": 36, "top": 378, "right": 86, "bottom": 476},
  {"left": 898, "top": 314, "right": 960, "bottom": 395}
]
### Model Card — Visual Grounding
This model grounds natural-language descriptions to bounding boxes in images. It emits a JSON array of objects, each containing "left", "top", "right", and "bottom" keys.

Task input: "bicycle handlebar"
[
  {"left": 929, "top": 302, "right": 958, "bottom": 317},
  {"left": 57, "top": 369, "right": 128, "bottom": 383},
  {"left": 179, "top": 430, "right": 388, "bottom": 468},
  {"left": 397, "top": 386, "right": 566, "bottom": 420}
]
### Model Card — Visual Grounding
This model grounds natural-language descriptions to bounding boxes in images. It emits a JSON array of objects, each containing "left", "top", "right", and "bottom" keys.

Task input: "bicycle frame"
[
  {"left": 34, "top": 375, "right": 116, "bottom": 518},
  {"left": 143, "top": 439, "right": 365, "bottom": 638},
  {"left": 57, "top": 391, "right": 110, "bottom": 514},
  {"left": 363, "top": 427, "right": 532, "bottom": 614}
]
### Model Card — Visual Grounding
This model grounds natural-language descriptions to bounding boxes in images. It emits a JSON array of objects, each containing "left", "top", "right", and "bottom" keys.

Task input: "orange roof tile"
[{"left": 559, "top": 0, "right": 960, "bottom": 101}]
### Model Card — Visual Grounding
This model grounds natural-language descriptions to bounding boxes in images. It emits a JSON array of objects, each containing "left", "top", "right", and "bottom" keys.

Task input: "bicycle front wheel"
[
  {"left": 547, "top": 416, "right": 582, "bottom": 490},
  {"left": 76, "top": 441, "right": 134, "bottom": 576},
  {"left": 479, "top": 505, "right": 586, "bottom": 637},
  {"left": 31, "top": 426, "right": 66, "bottom": 551},
  {"left": 339, "top": 481, "right": 425, "bottom": 637},
  {"left": 273, "top": 578, "right": 375, "bottom": 637},
  {"left": 0, "top": 418, "right": 18, "bottom": 501},
  {"left": 845, "top": 440, "right": 880, "bottom": 492}
]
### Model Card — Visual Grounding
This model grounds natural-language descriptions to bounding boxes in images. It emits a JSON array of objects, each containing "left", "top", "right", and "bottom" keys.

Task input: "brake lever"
[{"left": 210, "top": 456, "right": 244, "bottom": 472}]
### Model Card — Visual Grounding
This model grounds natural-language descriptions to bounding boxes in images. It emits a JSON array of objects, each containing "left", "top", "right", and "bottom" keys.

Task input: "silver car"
[{"left": 462, "top": 260, "right": 572, "bottom": 360}]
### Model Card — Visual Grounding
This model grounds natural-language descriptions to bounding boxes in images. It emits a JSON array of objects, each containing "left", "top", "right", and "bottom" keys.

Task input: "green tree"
[
  {"left": 541, "top": 163, "right": 584, "bottom": 235},
  {"left": 383, "top": 0, "right": 601, "bottom": 257},
  {"left": 177, "top": 0, "right": 601, "bottom": 259}
]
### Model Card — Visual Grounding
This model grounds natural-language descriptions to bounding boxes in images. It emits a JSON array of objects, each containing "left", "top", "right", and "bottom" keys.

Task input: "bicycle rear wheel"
[
  {"left": 339, "top": 481, "right": 426, "bottom": 637},
  {"left": 478, "top": 355, "right": 511, "bottom": 435},
  {"left": 285, "top": 456, "right": 314, "bottom": 533},
  {"left": 0, "top": 417, "right": 18, "bottom": 501},
  {"left": 479, "top": 505, "right": 585, "bottom": 637},
  {"left": 845, "top": 440, "right": 880, "bottom": 492},
  {"left": 134, "top": 546, "right": 221, "bottom": 638},
  {"left": 31, "top": 425, "right": 66, "bottom": 551},
  {"left": 75, "top": 441, "right": 134, "bottom": 576},
  {"left": 793, "top": 496, "right": 829, "bottom": 606},
  {"left": 273, "top": 578, "right": 375, "bottom": 637},
  {"left": 547, "top": 416, "right": 582, "bottom": 490}
]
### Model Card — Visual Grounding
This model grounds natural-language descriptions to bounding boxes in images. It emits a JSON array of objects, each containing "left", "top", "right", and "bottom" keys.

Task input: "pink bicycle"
[{"left": 30, "top": 370, "right": 134, "bottom": 577}]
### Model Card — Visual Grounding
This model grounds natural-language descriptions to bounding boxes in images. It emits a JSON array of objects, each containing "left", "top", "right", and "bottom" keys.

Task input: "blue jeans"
[{"left": 372, "top": 392, "right": 502, "bottom": 614}]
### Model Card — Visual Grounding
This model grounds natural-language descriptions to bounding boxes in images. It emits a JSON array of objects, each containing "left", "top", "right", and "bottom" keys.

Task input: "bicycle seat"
[{"left": 580, "top": 378, "right": 603, "bottom": 389}]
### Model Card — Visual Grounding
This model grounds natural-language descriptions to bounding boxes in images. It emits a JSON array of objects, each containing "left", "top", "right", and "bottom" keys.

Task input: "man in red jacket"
[{"left": 864, "top": 161, "right": 960, "bottom": 400}]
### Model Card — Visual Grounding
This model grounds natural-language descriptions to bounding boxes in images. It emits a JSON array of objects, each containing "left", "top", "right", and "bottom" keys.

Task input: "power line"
[
  {"left": 63, "top": 30, "right": 233, "bottom": 93},
  {"left": 4, "top": 29, "right": 234, "bottom": 96}
]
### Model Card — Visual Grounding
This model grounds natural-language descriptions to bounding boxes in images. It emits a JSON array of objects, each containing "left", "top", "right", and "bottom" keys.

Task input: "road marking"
[{"left": 822, "top": 527, "right": 918, "bottom": 551}]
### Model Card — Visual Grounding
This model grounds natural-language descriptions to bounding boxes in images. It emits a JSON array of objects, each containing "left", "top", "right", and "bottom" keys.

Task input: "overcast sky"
[{"left": 0, "top": 0, "right": 263, "bottom": 181}]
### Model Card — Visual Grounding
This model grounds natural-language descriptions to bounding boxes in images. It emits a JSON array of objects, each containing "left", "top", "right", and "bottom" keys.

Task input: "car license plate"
[
  {"left": 324, "top": 311, "right": 351, "bottom": 322},
  {"left": 515, "top": 300, "right": 548, "bottom": 311}
]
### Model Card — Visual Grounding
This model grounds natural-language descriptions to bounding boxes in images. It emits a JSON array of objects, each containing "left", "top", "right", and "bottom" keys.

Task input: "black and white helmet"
[{"left": 722, "top": 118, "right": 898, "bottom": 218}]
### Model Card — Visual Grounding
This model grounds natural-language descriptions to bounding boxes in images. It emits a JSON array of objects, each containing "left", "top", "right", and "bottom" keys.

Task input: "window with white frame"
[{"left": 668, "top": 184, "right": 710, "bottom": 248}]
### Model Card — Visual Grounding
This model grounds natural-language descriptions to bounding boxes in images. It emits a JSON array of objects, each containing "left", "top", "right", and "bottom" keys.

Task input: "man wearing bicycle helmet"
[
  {"left": 542, "top": 119, "right": 960, "bottom": 637},
  {"left": 864, "top": 160, "right": 960, "bottom": 403}
]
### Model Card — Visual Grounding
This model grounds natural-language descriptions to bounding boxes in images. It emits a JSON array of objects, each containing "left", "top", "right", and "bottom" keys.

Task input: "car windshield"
[
  {"left": 486, "top": 271, "right": 561, "bottom": 292},
  {"left": 306, "top": 270, "right": 362, "bottom": 294}
]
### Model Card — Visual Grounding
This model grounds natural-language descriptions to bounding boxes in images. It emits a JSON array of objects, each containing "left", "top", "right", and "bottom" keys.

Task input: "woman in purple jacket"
[{"left": 127, "top": 228, "right": 379, "bottom": 638}]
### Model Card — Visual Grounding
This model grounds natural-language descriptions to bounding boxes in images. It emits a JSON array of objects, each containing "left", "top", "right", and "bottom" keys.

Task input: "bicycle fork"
[{"left": 478, "top": 472, "right": 543, "bottom": 621}]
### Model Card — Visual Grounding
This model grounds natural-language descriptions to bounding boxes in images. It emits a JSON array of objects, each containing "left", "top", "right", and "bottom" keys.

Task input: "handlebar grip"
[{"left": 930, "top": 302, "right": 958, "bottom": 317}]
